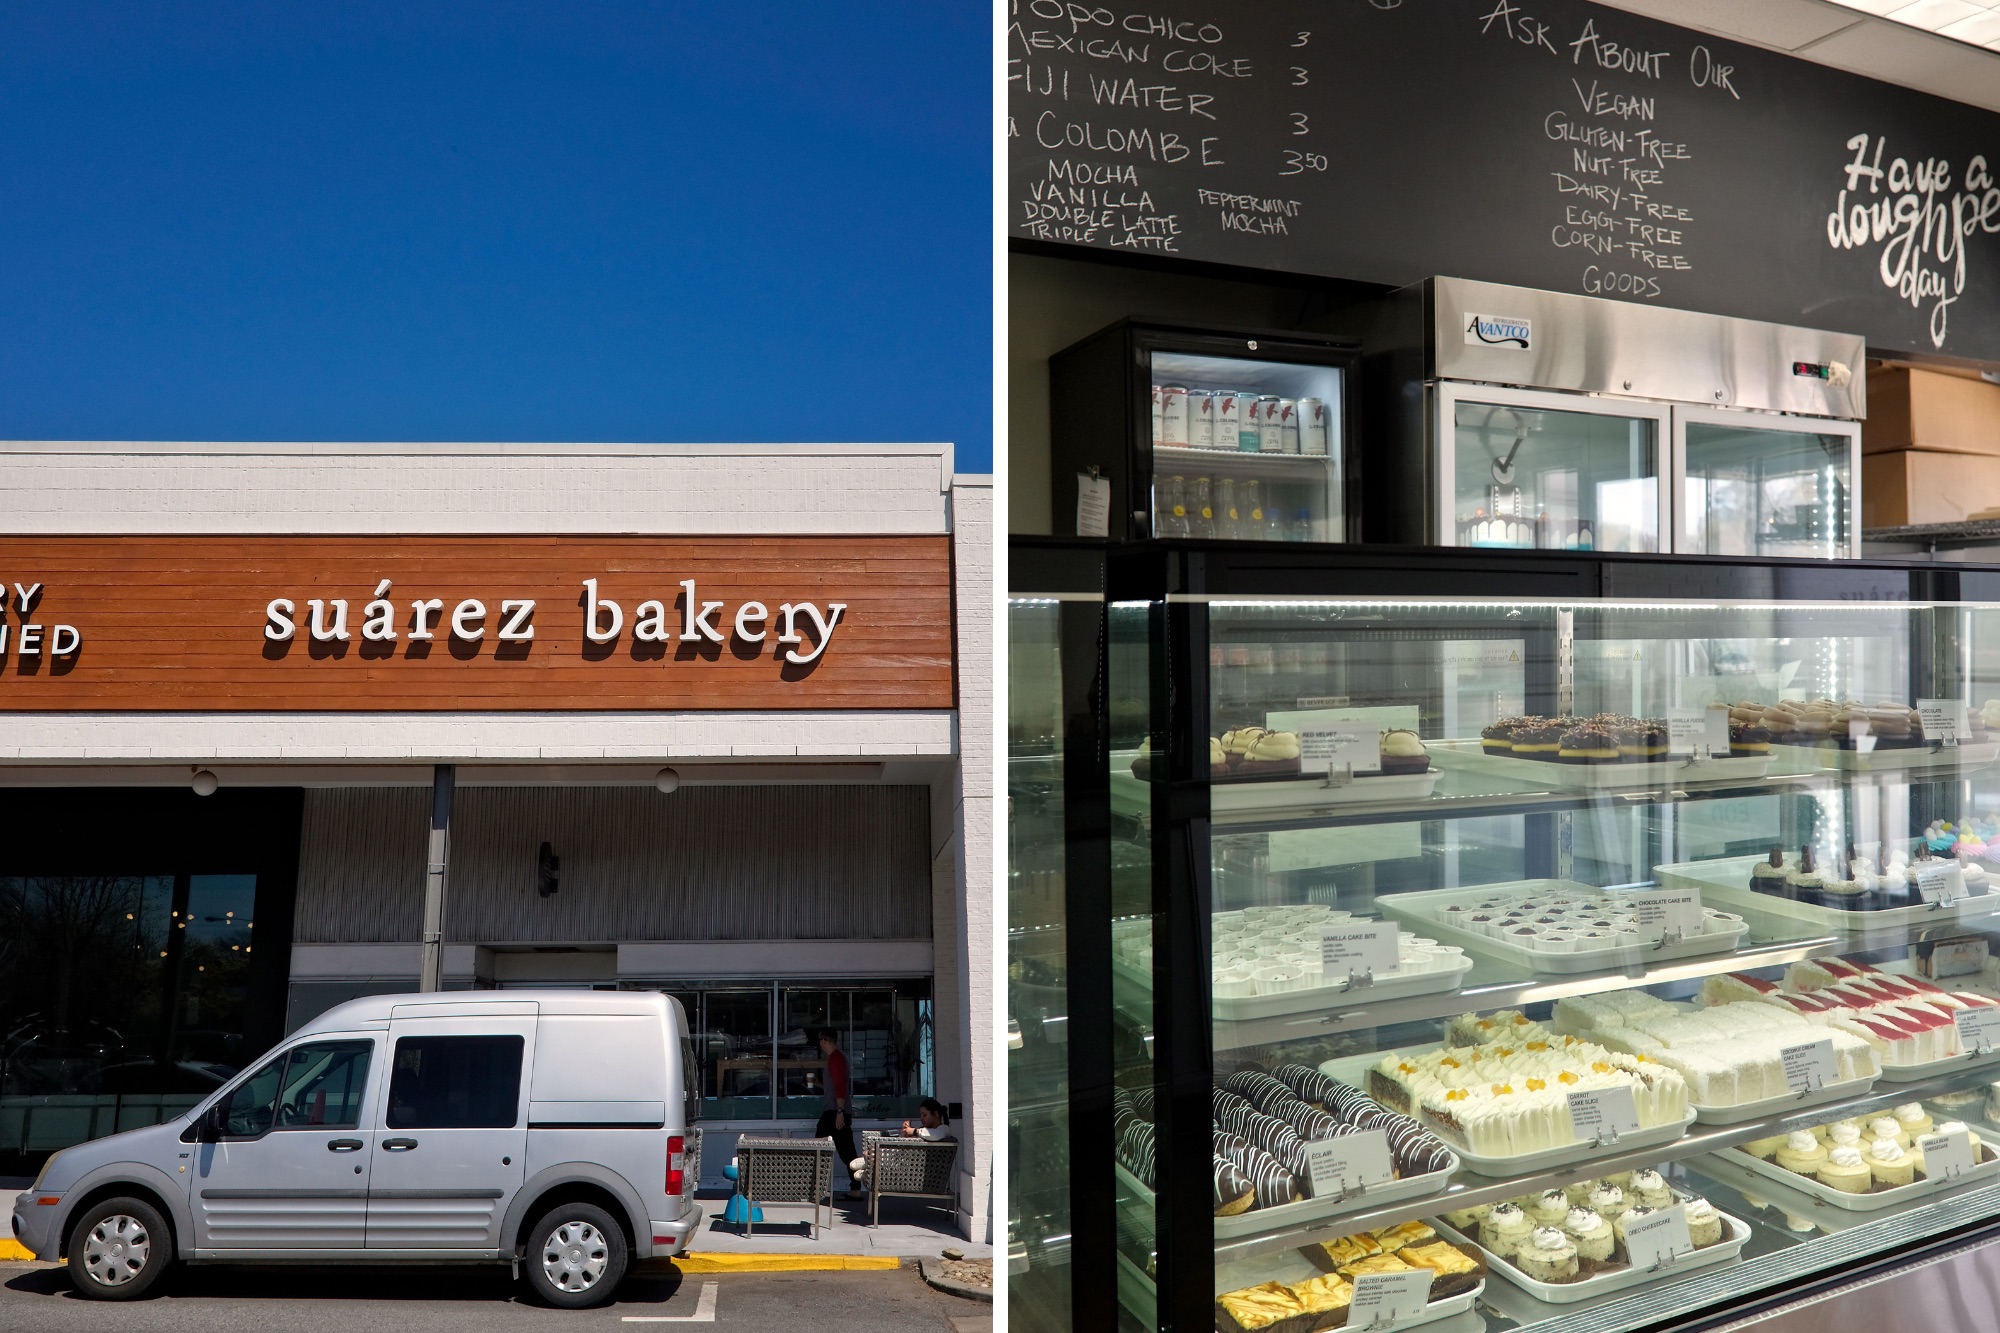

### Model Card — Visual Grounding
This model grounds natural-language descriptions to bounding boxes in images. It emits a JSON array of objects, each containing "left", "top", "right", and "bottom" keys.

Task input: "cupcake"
[
  {"left": 1527, "top": 1187, "right": 1571, "bottom": 1227},
  {"left": 1239, "top": 730, "right": 1302, "bottom": 777},
  {"left": 1209, "top": 737, "right": 1227, "bottom": 778},
  {"left": 1818, "top": 1145, "right": 1872, "bottom": 1194},
  {"left": 1558, "top": 725, "right": 1618, "bottom": 764},
  {"left": 1612, "top": 1205, "right": 1656, "bottom": 1251},
  {"left": 1869, "top": 1116, "right": 1910, "bottom": 1149},
  {"left": 1868, "top": 1138, "right": 1916, "bottom": 1188},
  {"left": 1894, "top": 1103, "right": 1934, "bottom": 1140},
  {"left": 1683, "top": 1197, "right": 1724, "bottom": 1248},
  {"left": 1826, "top": 1123, "right": 1863, "bottom": 1151},
  {"left": 1751, "top": 849, "right": 1788, "bottom": 893},
  {"left": 1516, "top": 1226, "right": 1579, "bottom": 1284},
  {"left": 1730, "top": 722, "right": 1774, "bottom": 756},
  {"left": 1219, "top": 727, "right": 1266, "bottom": 770},
  {"left": 1741, "top": 1133, "right": 1788, "bottom": 1160},
  {"left": 1587, "top": 1182, "right": 1630, "bottom": 1224},
  {"left": 1378, "top": 728, "right": 1430, "bottom": 775},
  {"left": 1480, "top": 1203, "right": 1532, "bottom": 1260},
  {"left": 1480, "top": 719, "right": 1517, "bottom": 755},
  {"left": 1563, "top": 1207, "right": 1616, "bottom": 1271},
  {"left": 1630, "top": 1168, "right": 1673, "bottom": 1209},
  {"left": 1441, "top": 1203, "right": 1491, "bottom": 1233},
  {"left": 1776, "top": 1130, "right": 1828, "bottom": 1176}
]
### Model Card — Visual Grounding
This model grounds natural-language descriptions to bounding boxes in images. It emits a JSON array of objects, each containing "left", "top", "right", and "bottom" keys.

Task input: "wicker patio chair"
[
  {"left": 733, "top": 1134, "right": 835, "bottom": 1239},
  {"left": 862, "top": 1130, "right": 959, "bottom": 1228}
]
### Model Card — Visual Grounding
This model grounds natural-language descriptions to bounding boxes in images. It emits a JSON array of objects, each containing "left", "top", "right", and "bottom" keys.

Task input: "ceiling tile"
[
  {"left": 1884, "top": 0, "right": 1986, "bottom": 29},
  {"left": 1593, "top": 0, "right": 1867, "bottom": 47},
  {"left": 1940, "top": 11, "right": 2000, "bottom": 41},
  {"left": 1800, "top": 15, "right": 2000, "bottom": 109}
]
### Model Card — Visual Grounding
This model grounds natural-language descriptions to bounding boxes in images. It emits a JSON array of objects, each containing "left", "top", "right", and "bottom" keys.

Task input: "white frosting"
[
  {"left": 1940, "top": 1120, "right": 1969, "bottom": 1136},
  {"left": 1786, "top": 1130, "right": 1819, "bottom": 1151},
  {"left": 1632, "top": 1168, "right": 1665, "bottom": 1191},
  {"left": 1869, "top": 1138, "right": 1906, "bottom": 1164},
  {"left": 1684, "top": 1199, "right": 1717, "bottom": 1223},
  {"left": 1531, "top": 1227, "right": 1569, "bottom": 1251},
  {"left": 1894, "top": 1103, "right": 1927, "bottom": 1126},
  {"left": 1830, "top": 1124, "right": 1861, "bottom": 1146},
  {"left": 1564, "top": 1207, "right": 1604, "bottom": 1232},
  {"left": 1870, "top": 1117, "right": 1901, "bottom": 1139},
  {"left": 1829, "top": 1146, "right": 1864, "bottom": 1168}
]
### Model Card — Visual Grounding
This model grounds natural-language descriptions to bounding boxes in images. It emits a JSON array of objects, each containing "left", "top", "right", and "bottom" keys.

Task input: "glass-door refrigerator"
[
  {"left": 1049, "top": 321, "right": 1358, "bottom": 544},
  {"left": 1352, "top": 277, "right": 1865, "bottom": 557}
]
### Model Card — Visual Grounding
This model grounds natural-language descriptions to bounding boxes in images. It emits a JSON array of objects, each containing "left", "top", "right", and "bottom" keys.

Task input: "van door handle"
[
  {"left": 327, "top": 1138, "right": 364, "bottom": 1152},
  {"left": 382, "top": 1138, "right": 419, "bottom": 1151}
]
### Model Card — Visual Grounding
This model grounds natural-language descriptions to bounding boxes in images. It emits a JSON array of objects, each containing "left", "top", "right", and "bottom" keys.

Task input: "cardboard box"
[
  {"left": 1862, "top": 449, "right": 2000, "bottom": 528},
  {"left": 1865, "top": 365, "right": 2000, "bottom": 456}
]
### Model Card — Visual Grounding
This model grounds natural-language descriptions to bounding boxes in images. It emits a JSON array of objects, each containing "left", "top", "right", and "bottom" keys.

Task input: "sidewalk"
[{"left": 675, "top": 1187, "right": 991, "bottom": 1265}]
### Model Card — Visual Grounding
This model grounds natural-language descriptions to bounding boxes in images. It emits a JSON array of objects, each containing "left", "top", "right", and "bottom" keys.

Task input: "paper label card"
[
  {"left": 1918, "top": 698, "right": 1968, "bottom": 747},
  {"left": 1632, "top": 887, "right": 1703, "bottom": 943},
  {"left": 1320, "top": 923, "right": 1400, "bottom": 982},
  {"left": 1621, "top": 1203, "right": 1694, "bottom": 1271},
  {"left": 1956, "top": 1005, "right": 2000, "bottom": 1055},
  {"left": 1348, "top": 1269, "right": 1433, "bottom": 1327},
  {"left": 1303, "top": 1128, "right": 1394, "bottom": 1199},
  {"left": 1916, "top": 860, "right": 1967, "bottom": 906},
  {"left": 1779, "top": 1037, "right": 1838, "bottom": 1093},
  {"left": 1566, "top": 1085, "right": 1641, "bottom": 1142},
  {"left": 1299, "top": 724, "right": 1372, "bottom": 777},
  {"left": 1668, "top": 706, "right": 1731, "bottom": 758},
  {"left": 1076, "top": 473, "right": 1111, "bottom": 538},
  {"left": 1918, "top": 1127, "right": 1977, "bottom": 1180}
]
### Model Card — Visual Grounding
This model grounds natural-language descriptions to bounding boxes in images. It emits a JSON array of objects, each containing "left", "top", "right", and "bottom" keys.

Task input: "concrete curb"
[
  {"left": 0, "top": 1241, "right": 33, "bottom": 1262},
  {"left": 918, "top": 1257, "right": 993, "bottom": 1303},
  {"left": 645, "top": 1253, "right": 903, "bottom": 1273}
]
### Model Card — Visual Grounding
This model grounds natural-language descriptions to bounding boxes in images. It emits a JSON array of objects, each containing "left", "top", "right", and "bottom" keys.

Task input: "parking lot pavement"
[{"left": 0, "top": 1260, "right": 975, "bottom": 1332}]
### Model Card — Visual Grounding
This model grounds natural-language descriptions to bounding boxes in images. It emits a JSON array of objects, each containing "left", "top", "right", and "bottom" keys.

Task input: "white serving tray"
[
  {"left": 1771, "top": 738, "right": 2000, "bottom": 773},
  {"left": 1430, "top": 740, "right": 1772, "bottom": 790},
  {"left": 1433, "top": 1205, "right": 1749, "bottom": 1304},
  {"left": 1113, "top": 950, "right": 1474, "bottom": 1025},
  {"left": 1688, "top": 1073, "right": 1879, "bottom": 1125},
  {"left": 1712, "top": 1136, "right": 2000, "bottom": 1212},
  {"left": 1112, "top": 751, "right": 1441, "bottom": 818},
  {"left": 1317, "top": 1051, "right": 1696, "bottom": 1176},
  {"left": 1213, "top": 1243, "right": 1484, "bottom": 1333},
  {"left": 1656, "top": 856, "right": 2000, "bottom": 933},
  {"left": 1122, "top": 1143, "right": 1460, "bottom": 1243},
  {"left": 1376, "top": 880, "right": 1747, "bottom": 975}
]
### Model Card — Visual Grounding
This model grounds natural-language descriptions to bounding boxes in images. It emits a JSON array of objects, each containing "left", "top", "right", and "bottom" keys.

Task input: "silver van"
[{"left": 11, "top": 989, "right": 702, "bottom": 1308}]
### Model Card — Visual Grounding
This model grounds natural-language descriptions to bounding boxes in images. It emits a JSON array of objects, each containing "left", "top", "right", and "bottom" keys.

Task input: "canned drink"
[
  {"left": 1277, "top": 398, "right": 1300, "bottom": 454},
  {"left": 1298, "top": 397, "right": 1328, "bottom": 456},
  {"left": 1160, "top": 385, "right": 1189, "bottom": 447},
  {"left": 1257, "top": 395, "right": 1283, "bottom": 453},
  {"left": 1234, "top": 392, "right": 1260, "bottom": 450},
  {"left": 1190, "top": 390, "right": 1217, "bottom": 449},
  {"left": 1216, "top": 392, "right": 1243, "bottom": 449},
  {"left": 1151, "top": 385, "right": 1165, "bottom": 448}
]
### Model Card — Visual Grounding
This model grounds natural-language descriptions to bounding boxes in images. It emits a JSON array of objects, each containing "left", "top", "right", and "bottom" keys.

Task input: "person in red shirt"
[{"left": 815, "top": 1029, "right": 860, "bottom": 1196}]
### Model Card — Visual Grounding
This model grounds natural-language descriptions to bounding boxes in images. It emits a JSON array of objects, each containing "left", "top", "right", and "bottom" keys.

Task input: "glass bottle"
[
  {"left": 1157, "top": 475, "right": 1190, "bottom": 538},
  {"left": 1191, "top": 476, "right": 1217, "bottom": 539},
  {"left": 1244, "top": 480, "right": 1270, "bottom": 542},
  {"left": 1217, "top": 477, "right": 1240, "bottom": 540},
  {"left": 1290, "top": 506, "right": 1313, "bottom": 542}
]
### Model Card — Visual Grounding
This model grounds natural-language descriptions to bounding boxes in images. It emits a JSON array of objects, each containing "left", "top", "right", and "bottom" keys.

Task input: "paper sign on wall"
[
  {"left": 1956, "top": 1006, "right": 2000, "bottom": 1055},
  {"left": 1320, "top": 923, "right": 1400, "bottom": 982},
  {"left": 1348, "top": 1269, "right": 1433, "bottom": 1327},
  {"left": 1621, "top": 1203, "right": 1694, "bottom": 1270},
  {"left": 1566, "top": 1086, "right": 1641, "bottom": 1142},
  {"left": 1631, "top": 887, "right": 1702, "bottom": 943},
  {"left": 1304, "top": 1128, "right": 1394, "bottom": 1199},
  {"left": 1780, "top": 1037, "right": 1838, "bottom": 1093},
  {"left": 1918, "top": 1127, "right": 1977, "bottom": 1180},
  {"left": 1918, "top": 699, "right": 1968, "bottom": 747},
  {"left": 1076, "top": 474, "right": 1111, "bottom": 538}
]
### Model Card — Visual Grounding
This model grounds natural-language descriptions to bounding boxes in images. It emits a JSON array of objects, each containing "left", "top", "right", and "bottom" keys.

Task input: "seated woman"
[{"left": 848, "top": 1098, "right": 954, "bottom": 1185}]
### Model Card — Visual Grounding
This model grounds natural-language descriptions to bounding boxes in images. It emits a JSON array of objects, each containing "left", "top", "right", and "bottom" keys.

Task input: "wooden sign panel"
[{"left": 0, "top": 536, "right": 954, "bottom": 712}]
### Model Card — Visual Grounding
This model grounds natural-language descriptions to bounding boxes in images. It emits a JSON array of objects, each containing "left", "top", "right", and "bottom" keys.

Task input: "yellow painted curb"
[
  {"left": 0, "top": 1240, "right": 36, "bottom": 1261},
  {"left": 656, "top": 1253, "right": 901, "bottom": 1273}
]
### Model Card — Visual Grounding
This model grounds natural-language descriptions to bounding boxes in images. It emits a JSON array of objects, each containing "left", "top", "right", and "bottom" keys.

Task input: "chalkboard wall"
[{"left": 1009, "top": 0, "right": 2000, "bottom": 363}]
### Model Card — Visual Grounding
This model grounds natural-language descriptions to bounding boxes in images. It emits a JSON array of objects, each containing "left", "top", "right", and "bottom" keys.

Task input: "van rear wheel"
[
  {"left": 65, "top": 1197, "right": 172, "bottom": 1300},
  {"left": 524, "top": 1202, "right": 628, "bottom": 1309}
]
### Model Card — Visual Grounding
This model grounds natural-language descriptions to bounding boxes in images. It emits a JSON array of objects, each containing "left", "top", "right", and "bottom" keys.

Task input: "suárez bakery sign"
[{"left": 0, "top": 535, "right": 953, "bottom": 713}]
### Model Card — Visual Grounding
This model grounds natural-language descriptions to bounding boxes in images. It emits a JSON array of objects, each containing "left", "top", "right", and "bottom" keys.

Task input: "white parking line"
[{"left": 621, "top": 1279, "right": 719, "bottom": 1322}]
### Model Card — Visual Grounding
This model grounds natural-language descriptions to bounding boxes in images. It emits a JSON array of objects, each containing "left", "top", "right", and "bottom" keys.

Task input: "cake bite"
[{"left": 1516, "top": 1226, "right": 1579, "bottom": 1283}]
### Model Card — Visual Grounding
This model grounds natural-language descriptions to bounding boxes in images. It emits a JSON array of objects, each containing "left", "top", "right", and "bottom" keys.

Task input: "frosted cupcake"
[
  {"left": 1630, "top": 1168, "right": 1673, "bottom": 1209},
  {"left": 1587, "top": 1182, "right": 1630, "bottom": 1224},
  {"left": 1868, "top": 1116, "right": 1911, "bottom": 1149},
  {"left": 1563, "top": 1207, "right": 1616, "bottom": 1271},
  {"left": 1527, "top": 1188, "right": 1570, "bottom": 1227},
  {"left": 1741, "top": 1133, "right": 1788, "bottom": 1160},
  {"left": 1518, "top": 1226, "right": 1579, "bottom": 1283},
  {"left": 1868, "top": 1138, "right": 1916, "bottom": 1188},
  {"left": 1776, "top": 1130, "right": 1828, "bottom": 1176},
  {"left": 1819, "top": 1145, "right": 1872, "bottom": 1194},
  {"left": 1894, "top": 1103, "right": 1934, "bottom": 1139},
  {"left": 1441, "top": 1203, "right": 1490, "bottom": 1232},
  {"left": 1481, "top": 1203, "right": 1532, "bottom": 1260},
  {"left": 1684, "top": 1197, "right": 1724, "bottom": 1247}
]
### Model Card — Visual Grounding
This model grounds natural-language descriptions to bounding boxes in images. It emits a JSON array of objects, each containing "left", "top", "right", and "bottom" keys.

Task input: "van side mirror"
[{"left": 197, "top": 1106, "right": 225, "bottom": 1143}]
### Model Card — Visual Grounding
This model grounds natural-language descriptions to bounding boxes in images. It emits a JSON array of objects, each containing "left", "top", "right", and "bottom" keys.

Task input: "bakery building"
[{"left": 0, "top": 440, "right": 992, "bottom": 1240}]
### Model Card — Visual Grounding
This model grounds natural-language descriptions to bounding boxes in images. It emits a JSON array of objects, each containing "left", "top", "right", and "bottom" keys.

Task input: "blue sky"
[{"left": 0, "top": 3, "right": 991, "bottom": 470}]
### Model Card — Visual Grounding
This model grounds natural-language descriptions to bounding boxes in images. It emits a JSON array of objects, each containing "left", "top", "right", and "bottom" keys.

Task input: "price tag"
[
  {"left": 1076, "top": 473, "right": 1111, "bottom": 538},
  {"left": 1779, "top": 1037, "right": 1837, "bottom": 1093},
  {"left": 1299, "top": 724, "right": 1371, "bottom": 777},
  {"left": 1320, "top": 923, "right": 1401, "bottom": 983},
  {"left": 1956, "top": 1005, "right": 2000, "bottom": 1055},
  {"left": 1620, "top": 1203, "right": 1694, "bottom": 1271},
  {"left": 1348, "top": 1269, "right": 1433, "bottom": 1328},
  {"left": 1668, "top": 706, "right": 1730, "bottom": 758},
  {"left": 1918, "top": 1127, "right": 1977, "bottom": 1181},
  {"left": 1918, "top": 698, "right": 1969, "bottom": 747},
  {"left": 1303, "top": 1127, "right": 1394, "bottom": 1199},
  {"left": 1566, "top": 1085, "right": 1641, "bottom": 1143},
  {"left": 1631, "top": 887, "right": 1703, "bottom": 943},
  {"left": 1916, "top": 860, "right": 1967, "bottom": 907}
]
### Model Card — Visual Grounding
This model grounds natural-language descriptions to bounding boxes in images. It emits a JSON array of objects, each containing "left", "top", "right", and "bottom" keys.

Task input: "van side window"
[
  {"left": 386, "top": 1035, "right": 525, "bottom": 1130},
  {"left": 276, "top": 1041, "right": 373, "bottom": 1130},
  {"left": 215, "top": 1053, "right": 287, "bottom": 1139}
]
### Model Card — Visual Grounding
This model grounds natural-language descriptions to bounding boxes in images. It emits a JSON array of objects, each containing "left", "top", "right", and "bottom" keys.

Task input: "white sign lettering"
[{"left": 0, "top": 580, "right": 81, "bottom": 659}]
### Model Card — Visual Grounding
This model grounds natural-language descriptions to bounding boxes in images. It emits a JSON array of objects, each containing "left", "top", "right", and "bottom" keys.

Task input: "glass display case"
[
  {"left": 1089, "top": 541, "right": 2000, "bottom": 1333},
  {"left": 1048, "top": 322, "right": 1358, "bottom": 545},
  {"left": 1676, "top": 408, "right": 1859, "bottom": 560}
]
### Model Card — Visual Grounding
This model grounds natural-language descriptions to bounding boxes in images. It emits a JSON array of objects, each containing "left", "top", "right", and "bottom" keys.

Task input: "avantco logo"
[{"left": 1464, "top": 313, "right": 1533, "bottom": 350}]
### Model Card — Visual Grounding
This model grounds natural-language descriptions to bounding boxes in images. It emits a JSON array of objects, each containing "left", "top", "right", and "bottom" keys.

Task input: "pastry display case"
[{"left": 1056, "top": 537, "right": 2000, "bottom": 1333}]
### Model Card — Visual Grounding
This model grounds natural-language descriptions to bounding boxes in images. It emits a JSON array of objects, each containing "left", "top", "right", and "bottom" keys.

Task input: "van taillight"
[{"left": 667, "top": 1135, "right": 686, "bottom": 1195}]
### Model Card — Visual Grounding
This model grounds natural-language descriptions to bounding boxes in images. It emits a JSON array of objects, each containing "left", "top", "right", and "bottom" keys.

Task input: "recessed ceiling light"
[{"left": 1822, "top": 0, "right": 2000, "bottom": 49}]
